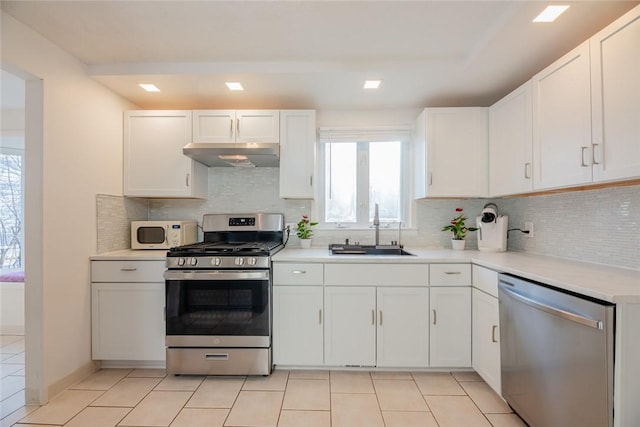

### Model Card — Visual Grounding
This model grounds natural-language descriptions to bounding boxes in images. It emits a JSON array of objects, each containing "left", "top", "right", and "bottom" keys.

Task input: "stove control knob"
[
  {"left": 177, "top": 258, "right": 186, "bottom": 266},
  {"left": 247, "top": 257, "right": 257, "bottom": 266},
  {"left": 234, "top": 257, "right": 245, "bottom": 266},
  {"left": 211, "top": 257, "right": 222, "bottom": 266},
  {"left": 189, "top": 257, "right": 198, "bottom": 266}
]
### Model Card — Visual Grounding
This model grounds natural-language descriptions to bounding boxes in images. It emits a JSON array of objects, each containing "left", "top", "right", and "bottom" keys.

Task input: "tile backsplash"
[
  {"left": 96, "top": 194, "right": 148, "bottom": 253},
  {"left": 98, "top": 168, "right": 639, "bottom": 270}
]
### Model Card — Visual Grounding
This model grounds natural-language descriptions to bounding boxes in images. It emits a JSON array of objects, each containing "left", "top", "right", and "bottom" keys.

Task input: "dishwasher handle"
[{"left": 499, "top": 284, "right": 604, "bottom": 330}]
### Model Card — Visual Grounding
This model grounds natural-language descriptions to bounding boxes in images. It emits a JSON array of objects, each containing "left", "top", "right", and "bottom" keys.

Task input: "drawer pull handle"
[
  {"left": 444, "top": 271, "right": 461, "bottom": 275},
  {"left": 291, "top": 270, "right": 306, "bottom": 274},
  {"left": 120, "top": 267, "right": 137, "bottom": 272},
  {"left": 492, "top": 325, "right": 498, "bottom": 343},
  {"left": 206, "top": 353, "right": 229, "bottom": 360}
]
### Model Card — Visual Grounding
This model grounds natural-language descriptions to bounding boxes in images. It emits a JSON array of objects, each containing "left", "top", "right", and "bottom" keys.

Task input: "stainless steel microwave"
[{"left": 131, "top": 220, "right": 197, "bottom": 250}]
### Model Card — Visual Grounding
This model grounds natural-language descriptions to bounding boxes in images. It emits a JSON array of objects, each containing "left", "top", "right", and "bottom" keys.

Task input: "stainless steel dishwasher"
[{"left": 498, "top": 274, "right": 615, "bottom": 427}]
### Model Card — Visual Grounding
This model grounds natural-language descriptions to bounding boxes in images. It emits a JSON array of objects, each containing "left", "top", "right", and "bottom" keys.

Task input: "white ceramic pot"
[
  {"left": 451, "top": 239, "right": 466, "bottom": 250},
  {"left": 300, "top": 238, "right": 312, "bottom": 249}
]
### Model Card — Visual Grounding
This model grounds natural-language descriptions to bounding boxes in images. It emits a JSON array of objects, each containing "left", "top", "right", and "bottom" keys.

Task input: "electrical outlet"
[
  {"left": 285, "top": 222, "right": 297, "bottom": 231},
  {"left": 525, "top": 221, "right": 534, "bottom": 238}
]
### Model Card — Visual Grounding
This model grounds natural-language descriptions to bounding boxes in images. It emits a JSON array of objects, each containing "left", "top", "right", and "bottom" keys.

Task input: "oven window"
[
  {"left": 137, "top": 227, "right": 166, "bottom": 244},
  {"left": 166, "top": 279, "right": 269, "bottom": 336}
]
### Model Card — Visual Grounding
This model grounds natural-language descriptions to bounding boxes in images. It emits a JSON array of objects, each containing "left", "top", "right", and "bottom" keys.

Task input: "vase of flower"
[
  {"left": 451, "top": 239, "right": 466, "bottom": 250},
  {"left": 296, "top": 215, "right": 318, "bottom": 249},
  {"left": 442, "top": 208, "right": 477, "bottom": 250}
]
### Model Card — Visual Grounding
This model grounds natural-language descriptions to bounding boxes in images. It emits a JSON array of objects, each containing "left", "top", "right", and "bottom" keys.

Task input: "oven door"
[{"left": 164, "top": 269, "right": 271, "bottom": 348}]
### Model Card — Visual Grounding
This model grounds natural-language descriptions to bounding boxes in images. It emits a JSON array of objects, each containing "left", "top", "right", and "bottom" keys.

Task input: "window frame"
[
  {"left": 0, "top": 144, "right": 25, "bottom": 270},
  {"left": 316, "top": 138, "right": 412, "bottom": 230}
]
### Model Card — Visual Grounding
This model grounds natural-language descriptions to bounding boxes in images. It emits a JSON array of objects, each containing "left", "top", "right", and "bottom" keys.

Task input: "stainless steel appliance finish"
[
  {"left": 182, "top": 142, "right": 280, "bottom": 167},
  {"left": 498, "top": 274, "right": 615, "bottom": 427},
  {"left": 164, "top": 213, "right": 284, "bottom": 376}
]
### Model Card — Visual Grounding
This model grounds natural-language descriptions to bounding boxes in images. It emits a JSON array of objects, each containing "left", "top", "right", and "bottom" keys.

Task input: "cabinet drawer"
[
  {"left": 430, "top": 264, "right": 471, "bottom": 286},
  {"left": 91, "top": 260, "right": 165, "bottom": 283},
  {"left": 325, "top": 264, "right": 428, "bottom": 286},
  {"left": 273, "top": 263, "right": 324, "bottom": 285},
  {"left": 472, "top": 265, "right": 499, "bottom": 297}
]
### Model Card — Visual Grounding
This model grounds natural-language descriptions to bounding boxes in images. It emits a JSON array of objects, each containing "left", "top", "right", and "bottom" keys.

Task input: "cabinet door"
[
  {"left": 324, "top": 287, "right": 376, "bottom": 366},
  {"left": 472, "top": 288, "right": 501, "bottom": 395},
  {"left": 591, "top": 8, "right": 640, "bottom": 182},
  {"left": 532, "top": 42, "right": 592, "bottom": 190},
  {"left": 415, "top": 108, "right": 488, "bottom": 198},
  {"left": 489, "top": 81, "right": 534, "bottom": 196},
  {"left": 236, "top": 110, "right": 280, "bottom": 143},
  {"left": 91, "top": 283, "right": 165, "bottom": 361},
  {"left": 273, "top": 286, "right": 323, "bottom": 366},
  {"left": 124, "top": 111, "right": 205, "bottom": 198},
  {"left": 429, "top": 287, "right": 471, "bottom": 367},
  {"left": 192, "top": 110, "right": 236, "bottom": 143},
  {"left": 377, "top": 287, "right": 429, "bottom": 368},
  {"left": 279, "top": 110, "right": 316, "bottom": 199}
]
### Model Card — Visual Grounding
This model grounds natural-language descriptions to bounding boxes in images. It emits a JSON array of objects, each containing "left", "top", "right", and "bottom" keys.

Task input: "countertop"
[
  {"left": 273, "top": 247, "right": 640, "bottom": 304},
  {"left": 90, "top": 247, "right": 640, "bottom": 303},
  {"left": 90, "top": 249, "right": 168, "bottom": 261}
]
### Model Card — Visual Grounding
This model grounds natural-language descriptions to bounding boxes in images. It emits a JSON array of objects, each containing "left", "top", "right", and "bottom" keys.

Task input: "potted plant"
[
  {"left": 441, "top": 208, "right": 477, "bottom": 250},
  {"left": 296, "top": 215, "right": 318, "bottom": 249}
]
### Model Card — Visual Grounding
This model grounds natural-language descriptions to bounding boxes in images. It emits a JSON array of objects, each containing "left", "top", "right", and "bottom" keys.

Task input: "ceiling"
[{"left": 1, "top": 1, "right": 638, "bottom": 110}]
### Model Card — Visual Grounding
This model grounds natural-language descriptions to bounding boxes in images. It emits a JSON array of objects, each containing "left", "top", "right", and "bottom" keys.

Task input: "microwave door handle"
[{"left": 165, "top": 225, "right": 169, "bottom": 245}]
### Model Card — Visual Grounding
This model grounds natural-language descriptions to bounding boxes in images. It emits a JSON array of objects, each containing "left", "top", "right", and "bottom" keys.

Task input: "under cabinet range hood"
[{"left": 182, "top": 142, "right": 280, "bottom": 167}]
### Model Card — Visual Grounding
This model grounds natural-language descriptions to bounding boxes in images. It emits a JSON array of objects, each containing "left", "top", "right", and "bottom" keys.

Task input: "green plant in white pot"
[
  {"left": 296, "top": 215, "right": 318, "bottom": 249},
  {"left": 441, "top": 208, "right": 477, "bottom": 250}
]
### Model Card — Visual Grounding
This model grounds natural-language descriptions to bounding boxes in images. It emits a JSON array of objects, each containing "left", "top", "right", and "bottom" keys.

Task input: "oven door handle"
[{"left": 164, "top": 270, "right": 270, "bottom": 281}]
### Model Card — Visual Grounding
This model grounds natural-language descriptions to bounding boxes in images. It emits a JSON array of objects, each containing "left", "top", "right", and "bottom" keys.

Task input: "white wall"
[{"left": 1, "top": 11, "right": 135, "bottom": 402}]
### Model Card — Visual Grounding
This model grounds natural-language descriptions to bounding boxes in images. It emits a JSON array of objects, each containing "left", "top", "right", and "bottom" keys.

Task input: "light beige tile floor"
[
  {"left": 0, "top": 335, "right": 26, "bottom": 423},
  {"left": 1, "top": 364, "right": 528, "bottom": 427}
]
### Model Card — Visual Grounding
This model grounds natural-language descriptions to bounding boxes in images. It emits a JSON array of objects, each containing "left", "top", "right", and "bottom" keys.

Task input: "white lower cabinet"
[
  {"left": 472, "top": 288, "right": 501, "bottom": 394},
  {"left": 324, "top": 286, "right": 377, "bottom": 366},
  {"left": 377, "top": 287, "right": 429, "bottom": 367},
  {"left": 91, "top": 282, "right": 165, "bottom": 361},
  {"left": 91, "top": 260, "right": 166, "bottom": 362},
  {"left": 429, "top": 286, "right": 472, "bottom": 367},
  {"left": 272, "top": 286, "right": 324, "bottom": 366}
]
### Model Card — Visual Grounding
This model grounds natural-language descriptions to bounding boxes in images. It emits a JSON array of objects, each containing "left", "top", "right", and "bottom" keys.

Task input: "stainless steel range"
[{"left": 164, "top": 213, "right": 284, "bottom": 376}]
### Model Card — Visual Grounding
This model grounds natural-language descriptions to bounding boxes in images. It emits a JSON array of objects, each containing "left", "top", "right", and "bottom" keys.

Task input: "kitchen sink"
[{"left": 328, "top": 244, "right": 415, "bottom": 256}]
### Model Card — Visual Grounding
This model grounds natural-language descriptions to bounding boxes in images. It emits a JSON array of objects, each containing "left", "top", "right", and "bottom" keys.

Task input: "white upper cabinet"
[
  {"left": 489, "top": 81, "right": 533, "bottom": 196},
  {"left": 590, "top": 6, "right": 640, "bottom": 183},
  {"left": 279, "top": 110, "right": 316, "bottom": 199},
  {"left": 532, "top": 42, "right": 593, "bottom": 190},
  {"left": 414, "top": 108, "right": 488, "bottom": 198},
  {"left": 192, "top": 110, "right": 280, "bottom": 143},
  {"left": 124, "top": 110, "right": 207, "bottom": 198}
]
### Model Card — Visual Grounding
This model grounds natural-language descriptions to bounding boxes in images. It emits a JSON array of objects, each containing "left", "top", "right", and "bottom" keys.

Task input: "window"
[
  {"left": 318, "top": 127, "right": 411, "bottom": 228},
  {"left": 0, "top": 146, "right": 24, "bottom": 269}
]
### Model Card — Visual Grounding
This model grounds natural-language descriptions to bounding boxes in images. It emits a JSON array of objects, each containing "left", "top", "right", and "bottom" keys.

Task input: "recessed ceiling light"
[
  {"left": 533, "top": 5, "right": 569, "bottom": 23},
  {"left": 364, "top": 80, "right": 381, "bottom": 89},
  {"left": 138, "top": 83, "right": 160, "bottom": 92},
  {"left": 225, "top": 82, "right": 244, "bottom": 91}
]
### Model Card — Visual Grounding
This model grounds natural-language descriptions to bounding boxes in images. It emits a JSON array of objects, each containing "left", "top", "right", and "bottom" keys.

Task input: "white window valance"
[{"left": 318, "top": 126, "right": 411, "bottom": 143}]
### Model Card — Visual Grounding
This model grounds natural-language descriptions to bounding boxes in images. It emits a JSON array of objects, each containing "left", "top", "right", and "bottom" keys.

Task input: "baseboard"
[{"left": 46, "top": 360, "right": 99, "bottom": 401}]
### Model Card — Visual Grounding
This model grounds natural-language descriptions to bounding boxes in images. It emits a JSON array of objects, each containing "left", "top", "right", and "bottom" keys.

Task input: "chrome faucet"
[{"left": 373, "top": 203, "right": 380, "bottom": 246}]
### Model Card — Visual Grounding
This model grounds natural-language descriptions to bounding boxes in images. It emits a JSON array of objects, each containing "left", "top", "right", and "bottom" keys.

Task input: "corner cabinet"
[
  {"left": 124, "top": 110, "right": 207, "bottom": 198},
  {"left": 590, "top": 7, "right": 640, "bottom": 183},
  {"left": 279, "top": 110, "right": 316, "bottom": 199},
  {"left": 414, "top": 108, "right": 488, "bottom": 198},
  {"left": 489, "top": 81, "right": 533, "bottom": 196},
  {"left": 91, "top": 260, "right": 166, "bottom": 363},
  {"left": 192, "top": 110, "right": 279, "bottom": 143},
  {"left": 471, "top": 265, "right": 501, "bottom": 395}
]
